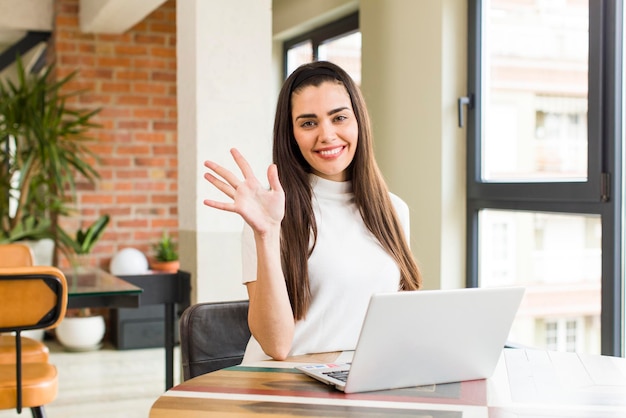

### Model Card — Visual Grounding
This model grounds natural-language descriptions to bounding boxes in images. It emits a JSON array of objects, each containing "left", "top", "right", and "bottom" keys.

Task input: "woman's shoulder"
[
  {"left": 388, "top": 192, "right": 410, "bottom": 234},
  {"left": 388, "top": 192, "right": 409, "bottom": 215}
]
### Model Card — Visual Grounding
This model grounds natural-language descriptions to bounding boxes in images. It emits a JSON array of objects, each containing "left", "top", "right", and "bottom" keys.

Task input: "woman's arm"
[
  {"left": 245, "top": 227, "right": 294, "bottom": 360},
  {"left": 203, "top": 148, "right": 294, "bottom": 359}
]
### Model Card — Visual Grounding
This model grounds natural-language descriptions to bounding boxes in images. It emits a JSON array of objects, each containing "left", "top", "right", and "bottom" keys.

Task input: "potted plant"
[
  {"left": 151, "top": 231, "right": 179, "bottom": 272},
  {"left": 55, "top": 214, "right": 110, "bottom": 351},
  {"left": 0, "top": 56, "right": 101, "bottom": 265},
  {"left": 57, "top": 214, "right": 111, "bottom": 268}
]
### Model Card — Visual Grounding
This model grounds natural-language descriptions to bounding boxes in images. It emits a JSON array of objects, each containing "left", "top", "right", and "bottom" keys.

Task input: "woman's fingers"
[
  {"left": 203, "top": 149, "right": 284, "bottom": 228},
  {"left": 204, "top": 160, "right": 241, "bottom": 191},
  {"left": 203, "top": 151, "right": 258, "bottom": 213},
  {"left": 204, "top": 148, "right": 262, "bottom": 190},
  {"left": 202, "top": 171, "right": 236, "bottom": 211},
  {"left": 267, "top": 164, "right": 283, "bottom": 194},
  {"left": 230, "top": 148, "right": 256, "bottom": 181},
  {"left": 203, "top": 197, "right": 235, "bottom": 212},
  {"left": 203, "top": 171, "right": 236, "bottom": 200}
]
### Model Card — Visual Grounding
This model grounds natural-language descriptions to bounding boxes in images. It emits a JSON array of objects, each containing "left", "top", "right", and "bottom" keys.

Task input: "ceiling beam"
[
  {"left": 80, "top": 0, "right": 167, "bottom": 34},
  {"left": 0, "top": 31, "right": 49, "bottom": 73},
  {"left": 0, "top": 0, "right": 53, "bottom": 31}
]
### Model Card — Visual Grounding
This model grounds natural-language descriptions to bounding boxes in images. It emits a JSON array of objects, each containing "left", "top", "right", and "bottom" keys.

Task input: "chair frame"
[
  {"left": 179, "top": 300, "right": 251, "bottom": 381},
  {"left": 0, "top": 243, "right": 51, "bottom": 368},
  {"left": 0, "top": 267, "right": 67, "bottom": 416},
  {"left": 0, "top": 243, "right": 35, "bottom": 268}
]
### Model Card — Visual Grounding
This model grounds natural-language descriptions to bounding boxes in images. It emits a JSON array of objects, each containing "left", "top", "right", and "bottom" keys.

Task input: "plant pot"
[
  {"left": 56, "top": 315, "right": 106, "bottom": 351},
  {"left": 150, "top": 260, "right": 180, "bottom": 273},
  {"left": 71, "top": 253, "right": 93, "bottom": 269},
  {"left": 21, "top": 238, "right": 55, "bottom": 266},
  {"left": 21, "top": 329, "right": 45, "bottom": 341}
]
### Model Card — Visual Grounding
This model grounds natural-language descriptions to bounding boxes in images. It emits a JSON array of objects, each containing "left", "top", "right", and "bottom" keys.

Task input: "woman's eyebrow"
[
  {"left": 328, "top": 106, "right": 350, "bottom": 115},
  {"left": 294, "top": 112, "right": 316, "bottom": 121},
  {"left": 294, "top": 107, "right": 351, "bottom": 121}
]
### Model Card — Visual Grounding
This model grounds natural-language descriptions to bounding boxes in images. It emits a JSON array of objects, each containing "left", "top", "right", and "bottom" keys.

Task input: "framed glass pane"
[
  {"left": 318, "top": 31, "right": 362, "bottom": 84},
  {"left": 467, "top": 0, "right": 621, "bottom": 356},
  {"left": 286, "top": 40, "right": 313, "bottom": 77},
  {"left": 623, "top": 0, "right": 626, "bottom": 357},
  {"left": 478, "top": 209, "right": 601, "bottom": 354},
  {"left": 481, "top": 0, "right": 589, "bottom": 182},
  {"left": 283, "top": 12, "right": 359, "bottom": 80}
]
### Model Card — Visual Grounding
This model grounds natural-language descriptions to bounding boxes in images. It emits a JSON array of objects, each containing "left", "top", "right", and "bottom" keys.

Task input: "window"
[
  {"left": 283, "top": 12, "right": 361, "bottom": 82},
  {"left": 465, "top": 0, "right": 622, "bottom": 356},
  {"left": 545, "top": 318, "right": 584, "bottom": 352}
]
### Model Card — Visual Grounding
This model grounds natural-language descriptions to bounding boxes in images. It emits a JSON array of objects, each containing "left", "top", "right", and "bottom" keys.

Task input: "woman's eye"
[
  {"left": 334, "top": 115, "right": 347, "bottom": 122},
  {"left": 300, "top": 121, "right": 315, "bottom": 128}
]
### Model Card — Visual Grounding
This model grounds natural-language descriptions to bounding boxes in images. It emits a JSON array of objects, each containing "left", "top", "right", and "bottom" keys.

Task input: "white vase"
[
  {"left": 21, "top": 329, "right": 45, "bottom": 341},
  {"left": 110, "top": 248, "right": 149, "bottom": 275},
  {"left": 56, "top": 315, "right": 106, "bottom": 351},
  {"left": 21, "top": 238, "right": 55, "bottom": 266}
]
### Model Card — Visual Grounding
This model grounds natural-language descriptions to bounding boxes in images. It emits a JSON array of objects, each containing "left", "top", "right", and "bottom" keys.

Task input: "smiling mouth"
[{"left": 317, "top": 146, "right": 344, "bottom": 157}]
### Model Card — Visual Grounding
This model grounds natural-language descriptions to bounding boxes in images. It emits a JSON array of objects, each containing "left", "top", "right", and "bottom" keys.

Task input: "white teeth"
[{"left": 319, "top": 148, "right": 341, "bottom": 156}]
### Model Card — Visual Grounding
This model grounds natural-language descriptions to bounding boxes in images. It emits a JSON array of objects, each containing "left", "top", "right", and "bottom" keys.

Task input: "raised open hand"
[{"left": 203, "top": 148, "right": 285, "bottom": 234}]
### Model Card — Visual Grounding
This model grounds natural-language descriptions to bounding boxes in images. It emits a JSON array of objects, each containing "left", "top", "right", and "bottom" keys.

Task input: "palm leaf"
[{"left": 0, "top": 54, "right": 102, "bottom": 246}]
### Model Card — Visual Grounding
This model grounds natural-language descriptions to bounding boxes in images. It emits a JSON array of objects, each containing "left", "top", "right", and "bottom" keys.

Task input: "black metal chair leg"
[{"left": 31, "top": 406, "right": 46, "bottom": 418}]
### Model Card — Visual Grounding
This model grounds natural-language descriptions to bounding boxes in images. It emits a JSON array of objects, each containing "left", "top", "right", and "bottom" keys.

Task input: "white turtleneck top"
[{"left": 240, "top": 175, "right": 411, "bottom": 362}]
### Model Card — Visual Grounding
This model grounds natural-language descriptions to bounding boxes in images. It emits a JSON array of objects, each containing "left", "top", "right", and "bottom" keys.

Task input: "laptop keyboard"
[{"left": 323, "top": 370, "right": 349, "bottom": 382}]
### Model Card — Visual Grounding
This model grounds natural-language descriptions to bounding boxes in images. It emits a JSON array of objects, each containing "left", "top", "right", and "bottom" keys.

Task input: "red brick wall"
[{"left": 51, "top": 0, "right": 178, "bottom": 270}]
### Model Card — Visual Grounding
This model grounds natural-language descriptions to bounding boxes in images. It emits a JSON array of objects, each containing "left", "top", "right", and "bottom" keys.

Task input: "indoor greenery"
[
  {"left": 0, "top": 56, "right": 101, "bottom": 263},
  {"left": 58, "top": 214, "right": 110, "bottom": 256},
  {"left": 154, "top": 231, "right": 178, "bottom": 262}
]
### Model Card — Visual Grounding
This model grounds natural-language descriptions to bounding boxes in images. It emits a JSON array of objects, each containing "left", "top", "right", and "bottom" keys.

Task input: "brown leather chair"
[
  {"left": 0, "top": 336, "right": 49, "bottom": 364},
  {"left": 0, "top": 243, "right": 36, "bottom": 267},
  {"left": 179, "top": 300, "right": 251, "bottom": 380},
  {"left": 0, "top": 266, "right": 68, "bottom": 417},
  {"left": 0, "top": 244, "right": 50, "bottom": 365}
]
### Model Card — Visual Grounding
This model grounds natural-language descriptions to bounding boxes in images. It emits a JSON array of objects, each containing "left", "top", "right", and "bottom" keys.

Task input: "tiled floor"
[{"left": 0, "top": 340, "right": 179, "bottom": 418}]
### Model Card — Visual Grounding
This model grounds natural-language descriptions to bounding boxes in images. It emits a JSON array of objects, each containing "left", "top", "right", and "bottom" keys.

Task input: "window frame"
[
  {"left": 282, "top": 12, "right": 359, "bottom": 79},
  {"left": 465, "top": 0, "right": 623, "bottom": 356}
]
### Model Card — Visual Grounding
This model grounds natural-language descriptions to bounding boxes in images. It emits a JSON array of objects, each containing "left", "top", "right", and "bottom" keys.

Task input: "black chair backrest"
[{"left": 179, "top": 300, "right": 251, "bottom": 380}]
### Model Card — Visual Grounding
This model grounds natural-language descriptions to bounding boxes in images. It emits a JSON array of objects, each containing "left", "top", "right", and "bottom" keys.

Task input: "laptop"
[{"left": 296, "top": 286, "right": 525, "bottom": 393}]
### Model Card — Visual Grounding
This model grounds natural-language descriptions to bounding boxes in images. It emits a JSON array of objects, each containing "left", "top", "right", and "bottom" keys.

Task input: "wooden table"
[{"left": 150, "top": 348, "right": 626, "bottom": 417}]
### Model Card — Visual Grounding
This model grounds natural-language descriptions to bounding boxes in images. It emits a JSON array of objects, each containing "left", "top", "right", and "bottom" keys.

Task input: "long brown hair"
[{"left": 273, "top": 61, "right": 422, "bottom": 320}]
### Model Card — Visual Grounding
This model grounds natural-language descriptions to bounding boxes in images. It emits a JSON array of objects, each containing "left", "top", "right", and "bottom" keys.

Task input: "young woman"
[{"left": 203, "top": 61, "right": 422, "bottom": 362}]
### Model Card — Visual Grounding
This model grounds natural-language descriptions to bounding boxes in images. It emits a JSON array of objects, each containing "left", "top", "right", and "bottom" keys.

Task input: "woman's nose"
[{"left": 318, "top": 120, "right": 335, "bottom": 142}]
